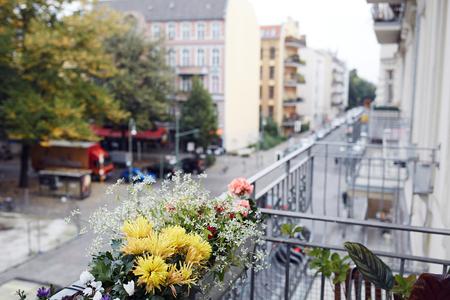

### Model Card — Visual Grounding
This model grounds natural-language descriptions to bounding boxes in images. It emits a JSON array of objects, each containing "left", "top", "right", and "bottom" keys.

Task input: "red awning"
[{"left": 92, "top": 126, "right": 167, "bottom": 140}]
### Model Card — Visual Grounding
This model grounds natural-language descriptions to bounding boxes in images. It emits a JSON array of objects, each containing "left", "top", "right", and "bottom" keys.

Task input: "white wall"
[{"left": 224, "top": 0, "right": 260, "bottom": 151}]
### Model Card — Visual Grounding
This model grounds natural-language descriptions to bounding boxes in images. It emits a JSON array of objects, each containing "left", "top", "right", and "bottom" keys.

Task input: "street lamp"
[{"left": 128, "top": 118, "right": 137, "bottom": 182}]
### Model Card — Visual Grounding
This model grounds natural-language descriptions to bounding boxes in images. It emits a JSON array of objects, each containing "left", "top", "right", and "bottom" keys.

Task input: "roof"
[
  {"left": 101, "top": 0, "right": 228, "bottom": 22},
  {"left": 260, "top": 25, "right": 282, "bottom": 39}
]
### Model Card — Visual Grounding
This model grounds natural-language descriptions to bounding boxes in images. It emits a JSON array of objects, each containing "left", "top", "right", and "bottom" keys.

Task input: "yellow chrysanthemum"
[
  {"left": 160, "top": 225, "right": 189, "bottom": 250},
  {"left": 133, "top": 255, "right": 169, "bottom": 294},
  {"left": 144, "top": 234, "right": 176, "bottom": 259},
  {"left": 185, "top": 234, "right": 212, "bottom": 264},
  {"left": 167, "top": 263, "right": 196, "bottom": 286},
  {"left": 122, "top": 237, "right": 151, "bottom": 255},
  {"left": 122, "top": 216, "right": 153, "bottom": 239}
]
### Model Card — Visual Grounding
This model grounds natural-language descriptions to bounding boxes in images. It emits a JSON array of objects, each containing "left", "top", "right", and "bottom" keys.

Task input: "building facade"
[
  {"left": 103, "top": 0, "right": 260, "bottom": 151},
  {"left": 259, "top": 19, "right": 306, "bottom": 136},
  {"left": 369, "top": 0, "right": 450, "bottom": 264},
  {"left": 299, "top": 49, "right": 348, "bottom": 129}
]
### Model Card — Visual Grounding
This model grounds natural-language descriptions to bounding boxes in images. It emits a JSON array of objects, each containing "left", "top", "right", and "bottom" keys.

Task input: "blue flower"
[{"left": 36, "top": 287, "right": 51, "bottom": 299}]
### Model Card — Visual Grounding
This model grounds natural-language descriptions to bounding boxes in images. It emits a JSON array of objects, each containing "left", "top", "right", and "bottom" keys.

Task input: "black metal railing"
[{"left": 223, "top": 209, "right": 450, "bottom": 300}]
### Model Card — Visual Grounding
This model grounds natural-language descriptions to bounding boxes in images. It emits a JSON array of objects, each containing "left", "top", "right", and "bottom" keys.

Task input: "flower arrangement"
[{"left": 20, "top": 173, "right": 264, "bottom": 299}]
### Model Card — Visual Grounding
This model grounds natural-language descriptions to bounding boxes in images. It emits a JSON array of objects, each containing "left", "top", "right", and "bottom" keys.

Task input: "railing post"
[
  {"left": 320, "top": 273, "right": 325, "bottom": 300},
  {"left": 285, "top": 243, "right": 290, "bottom": 300},
  {"left": 286, "top": 159, "right": 291, "bottom": 210},
  {"left": 399, "top": 258, "right": 405, "bottom": 276}
]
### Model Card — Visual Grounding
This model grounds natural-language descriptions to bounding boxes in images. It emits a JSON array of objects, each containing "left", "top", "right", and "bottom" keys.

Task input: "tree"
[
  {"left": 0, "top": 1, "right": 127, "bottom": 187},
  {"left": 180, "top": 78, "right": 218, "bottom": 148},
  {"left": 348, "top": 69, "right": 377, "bottom": 108},
  {"left": 102, "top": 23, "right": 173, "bottom": 131}
]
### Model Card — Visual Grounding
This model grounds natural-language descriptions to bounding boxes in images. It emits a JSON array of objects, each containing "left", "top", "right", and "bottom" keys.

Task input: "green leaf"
[
  {"left": 344, "top": 242, "right": 394, "bottom": 290},
  {"left": 280, "top": 223, "right": 294, "bottom": 237},
  {"left": 392, "top": 274, "right": 417, "bottom": 298}
]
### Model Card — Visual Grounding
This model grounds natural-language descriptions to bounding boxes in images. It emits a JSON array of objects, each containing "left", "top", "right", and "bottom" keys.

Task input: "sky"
[{"left": 248, "top": 0, "right": 380, "bottom": 83}]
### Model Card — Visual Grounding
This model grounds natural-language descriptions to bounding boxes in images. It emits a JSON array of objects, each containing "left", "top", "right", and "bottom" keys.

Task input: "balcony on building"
[
  {"left": 175, "top": 65, "right": 209, "bottom": 76},
  {"left": 284, "top": 54, "right": 305, "bottom": 68},
  {"left": 367, "top": 0, "right": 403, "bottom": 3},
  {"left": 371, "top": 3, "right": 403, "bottom": 44},
  {"left": 283, "top": 97, "right": 304, "bottom": 106},
  {"left": 285, "top": 36, "right": 306, "bottom": 48},
  {"left": 282, "top": 114, "right": 302, "bottom": 127},
  {"left": 284, "top": 73, "right": 305, "bottom": 87}
]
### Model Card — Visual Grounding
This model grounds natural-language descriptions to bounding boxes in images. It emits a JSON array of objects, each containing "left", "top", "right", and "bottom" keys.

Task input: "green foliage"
[
  {"left": 344, "top": 242, "right": 395, "bottom": 290},
  {"left": 102, "top": 24, "right": 173, "bottom": 129},
  {"left": 0, "top": 1, "right": 127, "bottom": 142},
  {"left": 392, "top": 274, "right": 417, "bottom": 299},
  {"left": 280, "top": 223, "right": 303, "bottom": 238},
  {"left": 307, "top": 248, "right": 350, "bottom": 285},
  {"left": 16, "top": 290, "right": 26, "bottom": 300},
  {"left": 259, "top": 118, "right": 286, "bottom": 150},
  {"left": 348, "top": 69, "right": 376, "bottom": 108},
  {"left": 180, "top": 77, "right": 218, "bottom": 148}
]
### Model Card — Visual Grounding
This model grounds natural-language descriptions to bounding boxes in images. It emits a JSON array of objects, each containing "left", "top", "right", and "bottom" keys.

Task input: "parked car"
[
  {"left": 146, "top": 163, "right": 175, "bottom": 179},
  {"left": 181, "top": 156, "right": 206, "bottom": 174},
  {"left": 120, "top": 167, "right": 156, "bottom": 183},
  {"left": 206, "top": 145, "right": 225, "bottom": 156}
]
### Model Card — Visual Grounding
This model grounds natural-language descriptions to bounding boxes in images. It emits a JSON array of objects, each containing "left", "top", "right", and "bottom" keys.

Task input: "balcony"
[
  {"left": 175, "top": 65, "right": 209, "bottom": 75},
  {"left": 367, "top": 0, "right": 403, "bottom": 3},
  {"left": 285, "top": 36, "right": 306, "bottom": 48},
  {"left": 283, "top": 98, "right": 304, "bottom": 106},
  {"left": 371, "top": 4, "right": 403, "bottom": 44},
  {"left": 219, "top": 119, "right": 444, "bottom": 299},
  {"left": 284, "top": 55, "right": 306, "bottom": 68},
  {"left": 282, "top": 115, "right": 302, "bottom": 127},
  {"left": 284, "top": 73, "right": 305, "bottom": 87}
]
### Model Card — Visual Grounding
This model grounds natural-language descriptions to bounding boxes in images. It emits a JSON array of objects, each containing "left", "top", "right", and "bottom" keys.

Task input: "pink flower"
[
  {"left": 238, "top": 200, "right": 250, "bottom": 209},
  {"left": 165, "top": 204, "right": 176, "bottom": 212},
  {"left": 228, "top": 178, "right": 254, "bottom": 197},
  {"left": 233, "top": 200, "right": 251, "bottom": 217}
]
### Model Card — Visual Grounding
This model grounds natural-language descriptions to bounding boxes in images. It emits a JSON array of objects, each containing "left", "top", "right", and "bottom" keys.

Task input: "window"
[
  {"left": 260, "top": 66, "right": 263, "bottom": 79},
  {"left": 259, "top": 86, "right": 262, "bottom": 98},
  {"left": 197, "top": 48, "right": 205, "bottom": 66},
  {"left": 182, "top": 23, "right": 191, "bottom": 40},
  {"left": 270, "top": 47, "right": 276, "bottom": 59},
  {"left": 167, "top": 23, "right": 176, "bottom": 40},
  {"left": 260, "top": 48, "right": 264, "bottom": 59},
  {"left": 269, "top": 86, "right": 275, "bottom": 99},
  {"left": 182, "top": 49, "right": 190, "bottom": 66},
  {"left": 212, "top": 22, "right": 221, "bottom": 39},
  {"left": 167, "top": 49, "right": 176, "bottom": 67},
  {"left": 268, "top": 105, "right": 274, "bottom": 118},
  {"left": 181, "top": 76, "right": 192, "bottom": 92},
  {"left": 212, "top": 75, "right": 220, "bottom": 93},
  {"left": 269, "top": 66, "right": 275, "bottom": 79},
  {"left": 196, "top": 23, "right": 205, "bottom": 40},
  {"left": 212, "top": 49, "right": 220, "bottom": 66},
  {"left": 152, "top": 23, "right": 161, "bottom": 39}
]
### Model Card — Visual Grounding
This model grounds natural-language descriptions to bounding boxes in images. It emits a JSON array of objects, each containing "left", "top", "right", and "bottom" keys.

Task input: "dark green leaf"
[{"left": 344, "top": 242, "right": 394, "bottom": 290}]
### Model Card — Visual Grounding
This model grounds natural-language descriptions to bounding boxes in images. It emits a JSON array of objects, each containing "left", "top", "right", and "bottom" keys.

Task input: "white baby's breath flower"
[
  {"left": 93, "top": 291, "right": 102, "bottom": 300},
  {"left": 123, "top": 281, "right": 135, "bottom": 296},
  {"left": 79, "top": 271, "right": 95, "bottom": 285},
  {"left": 83, "top": 287, "right": 93, "bottom": 296}
]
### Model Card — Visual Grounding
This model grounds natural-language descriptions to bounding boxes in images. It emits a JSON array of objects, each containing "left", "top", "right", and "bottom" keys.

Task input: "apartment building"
[
  {"left": 368, "top": 0, "right": 450, "bottom": 264},
  {"left": 299, "top": 49, "right": 348, "bottom": 129},
  {"left": 259, "top": 19, "right": 306, "bottom": 136},
  {"left": 103, "top": 0, "right": 260, "bottom": 151}
]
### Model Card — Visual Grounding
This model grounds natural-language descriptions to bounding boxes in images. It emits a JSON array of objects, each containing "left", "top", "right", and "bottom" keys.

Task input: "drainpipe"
[{"left": 409, "top": 4, "right": 421, "bottom": 144}]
